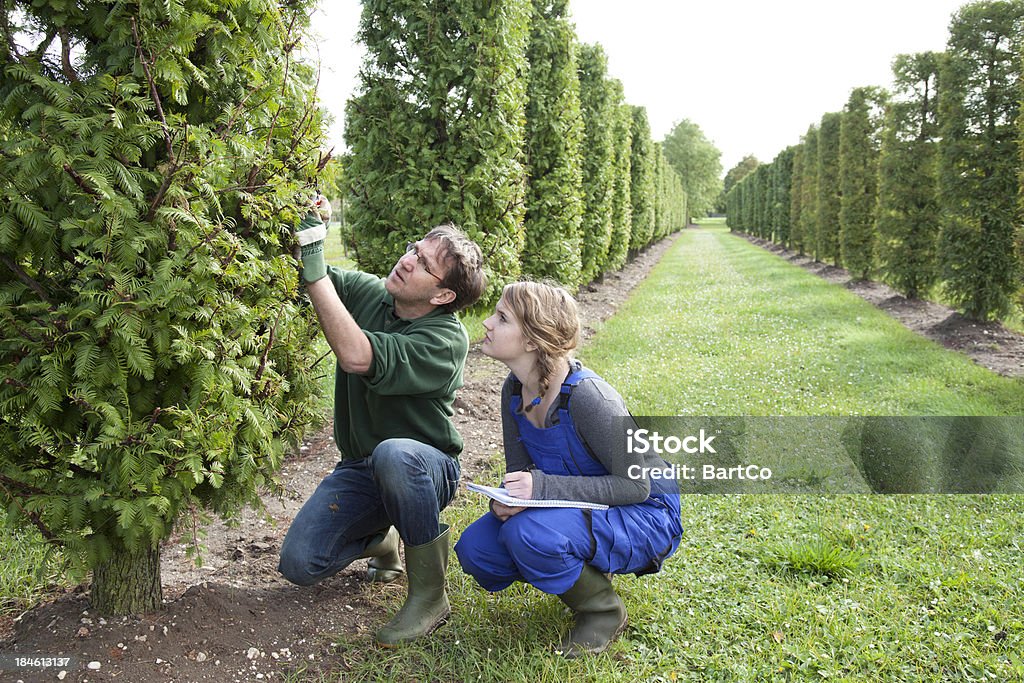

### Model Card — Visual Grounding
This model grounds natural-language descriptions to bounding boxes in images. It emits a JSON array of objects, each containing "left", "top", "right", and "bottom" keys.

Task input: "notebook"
[{"left": 466, "top": 482, "right": 609, "bottom": 511}]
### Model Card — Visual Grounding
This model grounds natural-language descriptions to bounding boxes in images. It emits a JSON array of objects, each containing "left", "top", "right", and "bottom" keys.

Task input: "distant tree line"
[
  {"left": 344, "top": 0, "right": 690, "bottom": 301},
  {"left": 726, "top": 0, "right": 1024, "bottom": 321}
]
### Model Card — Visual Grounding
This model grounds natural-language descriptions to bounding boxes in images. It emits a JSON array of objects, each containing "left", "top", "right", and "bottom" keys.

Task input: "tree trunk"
[{"left": 90, "top": 543, "right": 163, "bottom": 615}]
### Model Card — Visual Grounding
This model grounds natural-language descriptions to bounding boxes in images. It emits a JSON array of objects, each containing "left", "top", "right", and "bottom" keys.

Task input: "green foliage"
[
  {"left": 652, "top": 145, "right": 686, "bottom": 237},
  {"left": 520, "top": 0, "right": 584, "bottom": 287},
  {"left": 839, "top": 86, "right": 888, "bottom": 280},
  {"left": 799, "top": 125, "right": 819, "bottom": 258},
  {"left": 0, "top": 0, "right": 325, "bottom": 590},
  {"left": 816, "top": 112, "right": 842, "bottom": 265},
  {"left": 771, "top": 146, "right": 795, "bottom": 246},
  {"left": 344, "top": 0, "right": 530, "bottom": 306},
  {"left": 576, "top": 42, "right": 615, "bottom": 284},
  {"left": 938, "top": 0, "right": 1024, "bottom": 320},
  {"left": 877, "top": 52, "right": 943, "bottom": 298},
  {"left": 661, "top": 118, "right": 723, "bottom": 222},
  {"left": 753, "top": 164, "right": 771, "bottom": 237},
  {"left": 605, "top": 92, "right": 633, "bottom": 272},
  {"left": 718, "top": 154, "right": 760, "bottom": 214},
  {"left": 788, "top": 144, "right": 805, "bottom": 251},
  {"left": 628, "top": 106, "right": 656, "bottom": 251}
]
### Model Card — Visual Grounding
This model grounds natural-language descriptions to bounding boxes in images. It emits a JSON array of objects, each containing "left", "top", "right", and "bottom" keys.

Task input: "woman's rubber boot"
[
  {"left": 375, "top": 524, "right": 451, "bottom": 647},
  {"left": 361, "top": 527, "right": 404, "bottom": 583},
  {"left": 556, "top": 564, "right": 628, "bottom": 657}
]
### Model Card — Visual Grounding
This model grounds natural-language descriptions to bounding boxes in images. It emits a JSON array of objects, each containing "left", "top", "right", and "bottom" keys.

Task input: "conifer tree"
[
  {"left": 718, "top": 154, "right": 760, "bottom": 215},
  {"left": 0, "top": 0, "right": 326, "bottom": 614},
  {"left": 789, "top": 144, "right": 805, "bottom": 251},
  {"left": 754, "top": 164, "right": 771, "bottom": 238},
  {"left": 816, "top": 112, "right": 842, "bottom": 264},
  {"left": 577, "top": 42, "right": 615, "bottom": 283},
  {"left": 798, "top": 125, "right": 819, "bottom": 258},
  {"left": 839, "top": 86, "right": 887, "bottom": 279},
  {"left": 772, "top": 146, "right": 796, "bottom": 247},
  {"left": 725, "top": 184, "right": 740, "bottom": 231},
  {"left": 520, "top": 0, "right": 584, "bottom": 287},
  {"left": 876, "top": 52, "right": 942, "bottom": 298},
  {"left": 606, "top": 88, "right": 633, "bottom": 272},
  {"left": 345, "top": 0, "right": 530, "bottom": 304},
  {"left": 937, "top": 0, "right": 1024, "bottom": 319},
  {"left": 628, "top": 106, "right": 657, "bottom": 252}
]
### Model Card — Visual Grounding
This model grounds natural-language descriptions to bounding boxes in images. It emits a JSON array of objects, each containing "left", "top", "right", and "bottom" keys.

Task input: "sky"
[{"left": 309, "top": 0, "right": 970, "bottom": 175}]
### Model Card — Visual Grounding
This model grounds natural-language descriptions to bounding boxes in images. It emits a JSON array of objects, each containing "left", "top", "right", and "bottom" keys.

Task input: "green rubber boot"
[
  {"left": 556, "top": 564, "right": 628, "bottom": 657},
  {"left": 375, "top": 524, "right": 450, "bottom": 647},
  {"left": 360, "top": 527, "right": 404, "bottom": 583}
]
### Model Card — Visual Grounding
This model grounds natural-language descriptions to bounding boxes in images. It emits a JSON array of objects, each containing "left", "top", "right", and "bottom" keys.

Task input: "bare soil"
[{"left": 4, "top": 228, "right": 1020, "bottom": 683}]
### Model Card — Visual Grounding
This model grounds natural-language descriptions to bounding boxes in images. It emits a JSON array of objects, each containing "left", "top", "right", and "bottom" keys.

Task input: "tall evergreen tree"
[
  {"left": 789, "top": 144, "right": 805, "bottom": 251},
  {"left": 937, "top": 0, "right": 1024, "bottom": 319},
  {"left": 772, "top": 146, "right": 796, "bottom": 247},
  {"left": 628, "top": 106, "right": 656, "bottom": 251},
  {"left": 876, "top": 52, "right": 942, "bottom": 298},
  {"left": 576, "top": 42, "right": 615, "bottom": 284},
  {"left": 718, "top": 154, "right": 760, "bottom": 214},
  {"left": 345, "top": 0, "right": 530, "bottom": 304},
  {"left": 799, "top": 125, "right": 820, "bottom": 258},
  {"left": 839, "top": 86, "right": 888, "bottom": 279},
  {"left": 606, "top": 88, "right": 633, "bottom": 272},
  {"left": 0, "top": 0, "right": 326, "bottom": 614},
  {"left": 520, "top": 0, "right": 584, "bottom": 287},
  {"left": 816, "top": 112, "right": 842, "bottom": 264},
  {"left": 754, "top": 164, "right": 771, "bottom": 238}
]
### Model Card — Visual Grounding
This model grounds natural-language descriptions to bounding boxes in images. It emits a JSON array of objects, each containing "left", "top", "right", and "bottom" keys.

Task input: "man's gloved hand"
[
  {"left": 295, "top": 194, "right": 331, "bottom": 283},
  {"left": 313, "top": 194, "right": 332, "bottom": 223}
]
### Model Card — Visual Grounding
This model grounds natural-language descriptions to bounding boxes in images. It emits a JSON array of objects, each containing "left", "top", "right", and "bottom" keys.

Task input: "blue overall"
[{"left": 455, "top": 368, "right": 682, "bottom": 595}]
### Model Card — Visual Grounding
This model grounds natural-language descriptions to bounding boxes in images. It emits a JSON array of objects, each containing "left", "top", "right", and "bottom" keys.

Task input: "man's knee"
[
  {"left": 370, "top": 438, "right": 431, "bottom": 486},
  {"left": 277, "top": 534, "right": 321, "bottom": 587}
]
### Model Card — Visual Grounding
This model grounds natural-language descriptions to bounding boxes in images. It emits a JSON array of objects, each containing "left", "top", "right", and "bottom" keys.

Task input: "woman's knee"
[{"left": 497, "top": 513, "right": 565, "bottom": 561}]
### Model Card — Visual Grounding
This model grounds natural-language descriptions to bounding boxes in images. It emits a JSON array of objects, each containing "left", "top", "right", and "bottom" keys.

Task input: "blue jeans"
[{"left": 278, "top": 438, "right": 460, "bottom": 586}]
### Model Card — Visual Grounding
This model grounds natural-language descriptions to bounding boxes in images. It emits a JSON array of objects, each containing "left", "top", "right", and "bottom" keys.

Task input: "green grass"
[
  {"left": 0, "top": 525, "right": 70, "bottom": 621},
  {"left": 312, "top": 226, "right": 1024, "bottom": 682},
  {"left": 322, "top": 221, "right": 357, "bottom": 271},
  {"left": 583, "top": 226, "right": 1023, "bottom": 416}
]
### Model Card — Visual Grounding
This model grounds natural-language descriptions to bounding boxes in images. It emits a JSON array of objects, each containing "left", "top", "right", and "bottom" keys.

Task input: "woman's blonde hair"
[{"left": 500, "top": 281, "right": 580, "bottom": 410}]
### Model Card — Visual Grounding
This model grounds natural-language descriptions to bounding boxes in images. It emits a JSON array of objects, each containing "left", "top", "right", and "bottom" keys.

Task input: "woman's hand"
[
  {"left": 503, "top": 470, "right": 533, "bottom": 499},
  {"left": 490, "top": 501, "right": 526, "bottom": 521}
]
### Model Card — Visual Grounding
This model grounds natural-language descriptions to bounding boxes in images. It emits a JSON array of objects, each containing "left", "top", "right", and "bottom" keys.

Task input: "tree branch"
[
  {"left": 0, "top": 477, "right": 59, "bottom": 543},
  {"left": 0, "top": 254, "right": 52, "bottom": 304},
  {"left": 59, "top": 29, "right": 79, "bottom": 83},
  {"left": 254, "top": 304, "right": 284, "bottom": 386},
  {"left": 1, "top": 7, "right": 19, "bottom": 63},
  {"left": 63, "top": 163, "right": 101, "bottom": 197},
  {"left": 130, "top": 17, "right": 174, "bottom": 162}
]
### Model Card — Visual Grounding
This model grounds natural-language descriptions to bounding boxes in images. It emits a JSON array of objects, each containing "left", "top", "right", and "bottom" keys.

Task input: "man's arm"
[{"left": 306, "top": 276, "right": 373, "bottom": 375}]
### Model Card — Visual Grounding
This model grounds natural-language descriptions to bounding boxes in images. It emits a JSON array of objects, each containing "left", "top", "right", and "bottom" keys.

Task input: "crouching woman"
[{"left": 454, "top": 281, "right": 682, "bottom": 657}]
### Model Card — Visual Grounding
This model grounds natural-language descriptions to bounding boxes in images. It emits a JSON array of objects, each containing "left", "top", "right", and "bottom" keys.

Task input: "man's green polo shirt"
[{"left": 325, "top": 268, "right": 467, "bottom": 461}]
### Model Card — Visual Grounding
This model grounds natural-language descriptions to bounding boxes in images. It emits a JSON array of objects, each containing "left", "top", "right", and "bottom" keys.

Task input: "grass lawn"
[{"left": 317, "top": 225, "right": 1024, "bottom": 682}]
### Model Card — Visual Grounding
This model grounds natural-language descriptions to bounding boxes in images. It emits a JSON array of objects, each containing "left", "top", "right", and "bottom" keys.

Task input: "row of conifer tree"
[
  {"left": 725, "top": 0, "right": 1024, "bottom": 321},
  {"left": 341, "top": 0, "right": 688, "bottom": 301}
]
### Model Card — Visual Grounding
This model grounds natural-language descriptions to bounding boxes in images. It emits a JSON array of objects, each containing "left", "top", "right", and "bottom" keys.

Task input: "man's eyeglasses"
[{"left": 405, "top": 242, "right": 444, "bottom": 282}]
